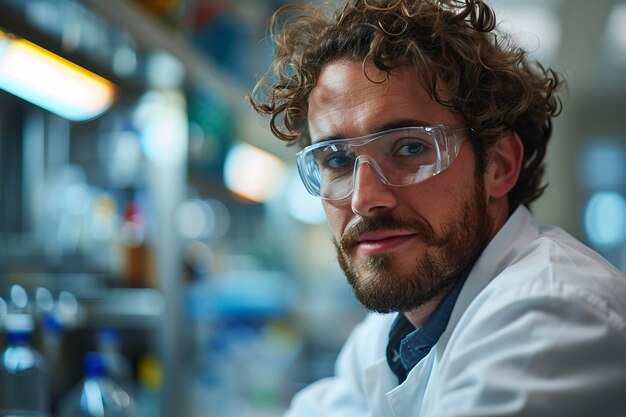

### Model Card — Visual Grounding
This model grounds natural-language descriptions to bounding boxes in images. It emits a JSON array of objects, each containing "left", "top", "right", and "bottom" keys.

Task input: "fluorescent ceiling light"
[
  {"left": 224, "top": 143, "right": 287, "bottom": 203},
  {"left": 0, "top": 31, "right": 116, "bottom": 121}
]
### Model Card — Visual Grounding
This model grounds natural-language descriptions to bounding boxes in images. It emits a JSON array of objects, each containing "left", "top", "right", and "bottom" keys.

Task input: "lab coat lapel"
[
  {"left": 386, "top": 350, "right": 436, "bottom": 417},
  {"left": 364, "top": 349, "right": 436, "bottom": 417},
  {"left": 365, "top": 207, "right": 541, "bottom": 417},
  {"left": 364, "top": 357, "right": 397, "bottom": 417},
  {"left": 437, "top": 205, "right": 540, "bottom": 356}
]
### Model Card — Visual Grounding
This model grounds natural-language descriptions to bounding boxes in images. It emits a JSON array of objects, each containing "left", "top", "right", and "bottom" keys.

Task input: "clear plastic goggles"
[{"left": 296, "top": 124, "right": 470, "bottom": 201}]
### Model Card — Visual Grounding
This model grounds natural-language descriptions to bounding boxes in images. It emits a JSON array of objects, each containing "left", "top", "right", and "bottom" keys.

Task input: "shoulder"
[
  {"left": 431, "top": 229, "right": 626, "bottom": 415},
  {"left": 444, "top": 217, "right": 626, "bottom": 364},
  {"left": 511, "top": 224, "right": 624, "bottom": 281},
  {"left": 484, "top": 225, "right": 626, "bottom": 326},
  {"left": 445, "top": 222, "right": 626, "bottom": 358}
]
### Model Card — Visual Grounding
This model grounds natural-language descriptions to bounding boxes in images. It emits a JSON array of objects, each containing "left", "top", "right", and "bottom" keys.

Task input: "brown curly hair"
[{"left": 248, "top": 0, "right": 564, "bottom": 209}]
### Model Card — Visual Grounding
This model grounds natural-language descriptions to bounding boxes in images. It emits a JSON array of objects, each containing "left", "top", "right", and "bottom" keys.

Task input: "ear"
[{"left": 485, "top": 131, "right": 524, "bottom": 199}]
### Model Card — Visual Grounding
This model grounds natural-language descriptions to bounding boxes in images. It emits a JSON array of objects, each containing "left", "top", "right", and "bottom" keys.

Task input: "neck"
[
  {"left": 403, "top": 283, "right": 454, "bottom": 328},
  {"left": 404, "top": 201, "right": 514, "bottom": 329}
]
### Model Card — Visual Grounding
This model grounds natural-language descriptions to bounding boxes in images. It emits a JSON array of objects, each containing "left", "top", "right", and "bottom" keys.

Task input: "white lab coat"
[{"left": 284, "top": 206, "right": 626, "bottom": 417}]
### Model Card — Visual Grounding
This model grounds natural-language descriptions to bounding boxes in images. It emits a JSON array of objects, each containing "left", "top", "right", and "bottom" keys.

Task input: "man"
[{"left": 249, "top": 1, "right": 626, "bottom": 416}]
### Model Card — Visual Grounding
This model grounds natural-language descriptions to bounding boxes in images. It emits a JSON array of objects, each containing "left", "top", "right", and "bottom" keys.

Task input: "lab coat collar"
[
  {"left": 437, "top": 205, "right": 540, "bottom": 355},
  {"left": 363, "top": 205, "right": 540, "bottom": 417}
]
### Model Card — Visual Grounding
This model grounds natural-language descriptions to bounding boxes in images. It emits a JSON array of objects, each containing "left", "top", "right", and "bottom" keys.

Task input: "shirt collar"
[{"left": 386, "top": 274, "right": 468, "bottom": 384}]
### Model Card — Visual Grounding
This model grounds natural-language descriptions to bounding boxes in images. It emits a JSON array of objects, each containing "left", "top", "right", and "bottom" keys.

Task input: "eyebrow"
[{"left": 312, "top": 118, "right": 434, "bottom": 144}]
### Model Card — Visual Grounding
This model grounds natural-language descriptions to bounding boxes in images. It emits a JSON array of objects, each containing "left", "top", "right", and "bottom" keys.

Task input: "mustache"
[{"left": 339, "top": 214, "right": 438, "bottom": 250}]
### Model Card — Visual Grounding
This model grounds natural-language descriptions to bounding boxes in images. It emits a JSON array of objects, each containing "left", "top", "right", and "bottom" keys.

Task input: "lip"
[{"left": 355, "top": 231, "right": 417, "bottom": 255}]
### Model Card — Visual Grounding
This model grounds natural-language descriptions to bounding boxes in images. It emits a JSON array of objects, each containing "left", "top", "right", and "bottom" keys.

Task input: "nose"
[{"left": 350, "top": 157, "right": 398, "bottom": 216}]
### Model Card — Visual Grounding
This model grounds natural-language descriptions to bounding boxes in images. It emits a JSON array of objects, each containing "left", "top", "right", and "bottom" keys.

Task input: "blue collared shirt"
[{"left": 386, "top": 274, "right": 468, "bottom": 383}]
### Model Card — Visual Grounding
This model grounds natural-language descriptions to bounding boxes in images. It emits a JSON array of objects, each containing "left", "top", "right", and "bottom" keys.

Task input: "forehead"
[{"left": 307, "top": 60, "right": 457, "bottom": 143}]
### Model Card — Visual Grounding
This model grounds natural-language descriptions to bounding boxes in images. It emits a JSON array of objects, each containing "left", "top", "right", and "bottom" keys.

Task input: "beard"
[{"left": 333, "top": 180, "right": 493, "bottom": 314}]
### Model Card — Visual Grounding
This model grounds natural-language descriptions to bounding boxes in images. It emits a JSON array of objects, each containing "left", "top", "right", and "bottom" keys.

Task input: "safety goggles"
[{"left": 296, "top": 124, "right": 470, "bottom": 201}]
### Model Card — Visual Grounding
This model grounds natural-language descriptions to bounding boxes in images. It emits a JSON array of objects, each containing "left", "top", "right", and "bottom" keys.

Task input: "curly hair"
[{"left": 248, "top": 0, "right": 564, "bottom": 209}]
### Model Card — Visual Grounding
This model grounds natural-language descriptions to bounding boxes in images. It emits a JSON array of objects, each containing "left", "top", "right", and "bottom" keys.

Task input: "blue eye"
[
  {"left": 323, "top": 152, "right": 354, "bottom": 170},
  {"left": 311, "top": 144, "right": 355, "bottom": 172},
  {"left": 396, "top": 142, "right": 426, "bottom": 156}
]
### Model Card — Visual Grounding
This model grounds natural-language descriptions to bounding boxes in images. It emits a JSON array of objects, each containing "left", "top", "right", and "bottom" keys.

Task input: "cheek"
[
  {"left": 402, "top": 178, "right": 452, "bottom": 212},
  {"left": 322, "top": 202, "right": 349, "bottom": 239},
  {"left": 401, "top": 170, "right": 474, "bottom": 226},
  {"left": 421, "top": 151, "right": 479, "bottom": 206}
]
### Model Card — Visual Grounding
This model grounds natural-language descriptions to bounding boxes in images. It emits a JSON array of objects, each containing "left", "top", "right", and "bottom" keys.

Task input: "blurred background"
[{"left": 0, "top": 0, "right": 624, "bottom": 416}]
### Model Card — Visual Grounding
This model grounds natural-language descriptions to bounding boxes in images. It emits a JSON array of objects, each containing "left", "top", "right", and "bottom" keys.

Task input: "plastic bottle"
[
  {"left": 95, "top": 327, "right": 133, "bottom": 392},
  {"left": 0, "top": 312, "right": 50, "bottom": 417},
  {"left": 56, "top": 351, "right": 137, "bottom": 417},
  {"left": 120, "top": 198, "right": 154, "bottom": 288},
  {"left": 41, "top": 312, "right": 69, "bottom": 408}
]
